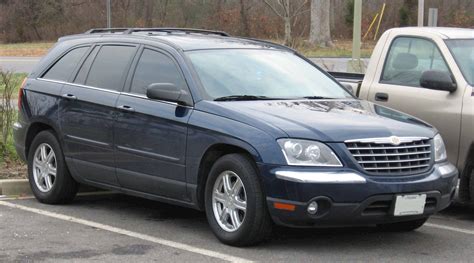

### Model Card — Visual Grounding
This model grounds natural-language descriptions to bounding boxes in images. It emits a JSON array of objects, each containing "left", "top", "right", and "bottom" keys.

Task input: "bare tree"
[
  {"left": 263, "top": 0, "right": 309, "bottom": 46},
  {"left": 239, "top": 0, "right": 251, "bottom": 36},
  {"left": 309, "top": 0, "right": 333, "bottom": 47}
]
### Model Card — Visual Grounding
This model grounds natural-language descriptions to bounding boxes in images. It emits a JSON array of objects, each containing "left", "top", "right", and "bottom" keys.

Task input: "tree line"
[{"left": 0, "top": 0, "right": 472, "bottom": 45}]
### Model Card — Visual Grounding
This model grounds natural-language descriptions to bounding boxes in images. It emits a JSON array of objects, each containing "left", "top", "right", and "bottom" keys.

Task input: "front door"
[{"left": 114, "top": 47, "right": 192, "bottom": 199}]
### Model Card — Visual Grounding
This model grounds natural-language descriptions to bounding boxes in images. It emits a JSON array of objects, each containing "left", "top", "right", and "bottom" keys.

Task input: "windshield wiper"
[
  {"left": 214, "top": 95, "right": 278, "bottom": 101},
  {"left": 302, "top": 96, "right": 336, "bottom": 100}
]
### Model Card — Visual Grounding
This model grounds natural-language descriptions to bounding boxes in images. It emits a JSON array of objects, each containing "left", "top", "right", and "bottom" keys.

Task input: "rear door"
[
  {"left": 365, "top": 36, "right": 464, "bottom": 164},
  {"left": 114, "top": 46, "right": 192, "bottom": 199},
  {"left": 59, "top": 44, "right": 138, "bottom": 186}
]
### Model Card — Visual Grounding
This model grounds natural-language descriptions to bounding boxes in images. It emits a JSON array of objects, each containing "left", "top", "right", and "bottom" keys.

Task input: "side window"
[
  {"left": 381, "top": 37, "right": 450, "bottom": 87},
  {"left": 130, "top": 49, "right": 186, "bottom": 95},
  {"left": 85, "top": 45, "right": 136, "bottom": 91},
  {"left": 42, "top": 47, "right": 89, "bottom": 81},
  {"left": 74, "top": 46, "right": 99, "bottom": 84}
]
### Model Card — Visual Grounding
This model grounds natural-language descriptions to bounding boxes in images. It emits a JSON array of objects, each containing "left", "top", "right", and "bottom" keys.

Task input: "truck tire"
[
  {"left": 376, "top": 218, "right": 428, "bottom": 232},
  {"left": 470, "top": 169, "right": 474, "bottom": 202},
  {"left": 28, "top": 130, "right": 78, "bottom": 204},
  {"left": 204, "top": 154, "right": 272, "bottom": 246}
]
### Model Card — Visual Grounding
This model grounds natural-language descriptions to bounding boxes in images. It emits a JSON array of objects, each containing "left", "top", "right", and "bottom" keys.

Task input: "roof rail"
[
  {"left": 85, "top": 27, "right": 229, "bottom": 37},
  {"left": 126, "top": 28, "right": 230, "bottom": 36},
  {"left": 85, "top": 28, "right": 130, "bottom": 34}
]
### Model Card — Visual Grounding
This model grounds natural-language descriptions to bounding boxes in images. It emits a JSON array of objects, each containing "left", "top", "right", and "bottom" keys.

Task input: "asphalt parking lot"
[{"left": 0, "top": 192, "right": 473, "bottom": 262}]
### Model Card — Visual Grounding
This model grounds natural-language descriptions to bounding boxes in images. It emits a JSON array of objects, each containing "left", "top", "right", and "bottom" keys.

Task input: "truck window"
[{"left": 381, "top": 37, "right": 449, "bottom": 87}]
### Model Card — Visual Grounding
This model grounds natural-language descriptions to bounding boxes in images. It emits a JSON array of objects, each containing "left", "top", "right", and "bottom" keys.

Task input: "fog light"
[{"left": 307, "top": 201, "right": 318, "bottom": 215}]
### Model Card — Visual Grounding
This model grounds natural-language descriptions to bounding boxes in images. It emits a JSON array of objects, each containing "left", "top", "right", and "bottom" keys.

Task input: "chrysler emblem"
[{"left": 389, "top": 136, "right": 401, "bottom": 145}]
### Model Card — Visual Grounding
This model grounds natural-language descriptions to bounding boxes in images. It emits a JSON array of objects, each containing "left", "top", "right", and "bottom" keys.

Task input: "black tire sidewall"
[
  {"left": 204, "top": 154, "right": 266, "bottom": 245},
  {"left": 27, "top": 130, "right": 72, "bottom": 203}
]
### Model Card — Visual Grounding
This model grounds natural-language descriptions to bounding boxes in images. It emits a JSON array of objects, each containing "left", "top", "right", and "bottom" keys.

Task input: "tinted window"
[
  {"left": 74, "top": 46, "right": 99, "bottom": 84},
  {"left": 85, "top": 45, "right": 136, "bottom": 91},
  {"left": 130, "top": 49, "right": 186, "bottom": 95},
  {"left": 381, "top": 37, "right": 449, "bottom": 87},
  {"left": 43, "top": 47, "right": 89, "bottom": 81}
]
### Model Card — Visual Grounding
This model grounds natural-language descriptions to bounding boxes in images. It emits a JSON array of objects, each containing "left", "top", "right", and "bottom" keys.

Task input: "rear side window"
[
  {"left": 74, "top": 46, "right": 99, "bottom": 84},
  {"left": 130, "top": 49, "right": 186, "bottom": 95},
  {"left": 85, "top": 45, "right": 136, "bottom": 91},
  {"left": 381, "top": 37, "right": 449, "bottom": 87},
  {"left": 43, "top": 47, "right": 89, "bottom": 81}
]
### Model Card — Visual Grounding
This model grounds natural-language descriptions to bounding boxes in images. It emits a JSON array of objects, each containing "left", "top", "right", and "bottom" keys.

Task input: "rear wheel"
[
  {"left": 28, "top": 130, "right": 78, "bottom": 204},
  {"left": 469, "top": 169, "right": 474, "bottom": 202},
  {"left": 204, "top": 154, "right": 272, "bottom": 246},
  {"left": 376, "top": 218, "right": 428, "bottom": 232}
]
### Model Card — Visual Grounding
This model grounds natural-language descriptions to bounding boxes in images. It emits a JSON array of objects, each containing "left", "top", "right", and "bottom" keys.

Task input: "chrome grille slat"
[
  {"left": 358, "top": 157, "right": 431, "bottom": 164},
  {"left": 347, "top": 144, "right": 431, "bottom": 150},
  {"left": 345, "top": 138, "right": 432, "bottom": 176},
  {"left": 351, "top": 151, "right": 431, "bottom": 157}
]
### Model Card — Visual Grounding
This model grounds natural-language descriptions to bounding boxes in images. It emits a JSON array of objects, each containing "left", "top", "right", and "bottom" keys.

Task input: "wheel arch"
[
  {"left": 459, "top": 143, "right": 474, "bottom": 202},
  {"left": 25, "top": 121, "right": 60, "bottom": 159},
  {"left": 195, "top": 143, "right": 260, "bottom": 210}
]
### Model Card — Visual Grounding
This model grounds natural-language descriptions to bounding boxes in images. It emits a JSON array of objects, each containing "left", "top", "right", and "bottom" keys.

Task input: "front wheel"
[
  {"left": 376, "top": 218, "right": 428, "bottom": 232},
  {"left": 204, "top": 154, "right": 272, "bottom": 246}
]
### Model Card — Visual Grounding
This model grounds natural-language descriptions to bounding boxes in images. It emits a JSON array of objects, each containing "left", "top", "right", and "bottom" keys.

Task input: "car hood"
[{"left": 195, "top": 99, "right": 436, "bottom": 142}]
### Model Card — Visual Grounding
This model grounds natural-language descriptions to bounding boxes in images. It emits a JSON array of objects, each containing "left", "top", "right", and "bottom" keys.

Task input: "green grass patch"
[{"left": 0, "top": 73, "right": 27, "bottom": 98}]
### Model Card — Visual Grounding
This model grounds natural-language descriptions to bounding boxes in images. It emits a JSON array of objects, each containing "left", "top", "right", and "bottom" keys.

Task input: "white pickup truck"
[{"left": 332, "top": 27, "right": 474, "bottom": 204}]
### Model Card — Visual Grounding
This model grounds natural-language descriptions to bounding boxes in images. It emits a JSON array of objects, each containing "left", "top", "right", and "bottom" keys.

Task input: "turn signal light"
[{"left": 273, "top": 202, "right": 295, "bottom": 211}]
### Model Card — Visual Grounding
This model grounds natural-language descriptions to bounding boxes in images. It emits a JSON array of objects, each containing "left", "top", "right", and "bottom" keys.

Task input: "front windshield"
[
  {"left": 187, "top": 49, "right": 352, "bottom": 100},
  {"left": 445, "top": 39, "right": 474, "bottom": 86}
]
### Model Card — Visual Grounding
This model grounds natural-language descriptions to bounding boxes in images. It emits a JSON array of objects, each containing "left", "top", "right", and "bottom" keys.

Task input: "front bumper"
[{"left": 259, "top": 162, "right": 458, "bottom": 227}]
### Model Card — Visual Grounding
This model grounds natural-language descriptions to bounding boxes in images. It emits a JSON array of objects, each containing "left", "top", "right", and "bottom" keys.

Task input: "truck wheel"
[
  {"left": 27, "top": 130, "right": 78, "bottom": 204},
  {"left": 376, "top": 218, "right": 428, "bottom": 232},
  {"left": 204, "top": 154, "right": 272, "bottom": 246}
]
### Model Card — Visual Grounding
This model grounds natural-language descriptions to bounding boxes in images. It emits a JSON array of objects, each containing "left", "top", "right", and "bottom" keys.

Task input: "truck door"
[{"left": 365, "top": 36, "right": 464, "bottom": 165}]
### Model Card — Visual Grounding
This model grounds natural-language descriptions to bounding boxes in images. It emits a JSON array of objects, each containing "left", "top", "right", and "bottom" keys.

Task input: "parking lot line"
[
  {"left": 425, "top": 223, "right": 474, "bottom": 235},
  {"left": 0, "top": 200, "right": 253, "bottom": 263}
]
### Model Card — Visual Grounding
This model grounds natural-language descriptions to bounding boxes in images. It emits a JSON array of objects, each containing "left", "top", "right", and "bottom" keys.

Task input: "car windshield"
[
  {"left": 445, "top": 39, "right": 474, "bottom": 86},
  {"left": 186, "top": 49, "right": 352, "bottom": 100}
]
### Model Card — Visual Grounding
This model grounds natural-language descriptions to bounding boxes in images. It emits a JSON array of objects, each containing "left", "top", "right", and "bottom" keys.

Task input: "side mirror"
[
  {"left": 420, "top": 70, "right": 457, "bottom": 92},
  {"left": 146, "top": 83, "right": 192, "bottom": 106}
]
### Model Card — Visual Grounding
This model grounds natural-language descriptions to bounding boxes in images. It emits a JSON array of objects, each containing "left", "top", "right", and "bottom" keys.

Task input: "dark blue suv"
[{"left": 14, "top": 28, "right": 458, "bottom": 246}]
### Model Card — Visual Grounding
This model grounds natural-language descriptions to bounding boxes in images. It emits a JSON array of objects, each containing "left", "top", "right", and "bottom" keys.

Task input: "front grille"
[{"left": 345, "top": 138, "right": 432, "bottom": 175}]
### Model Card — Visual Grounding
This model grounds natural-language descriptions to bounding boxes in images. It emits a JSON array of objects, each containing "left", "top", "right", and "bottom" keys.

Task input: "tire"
[
  {"left": 27, "top": 130, "right": 78, "bottom": 204},
  {"left": 204, "top": 154, "right": 272, "bottom": 246},
  {"left": 376, "top": 218, "right": 428, "bottom": 232}
]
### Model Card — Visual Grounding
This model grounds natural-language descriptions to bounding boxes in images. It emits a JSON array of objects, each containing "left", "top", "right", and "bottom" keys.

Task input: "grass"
[
  {"left": 0, "top": 42, "right": 54, "bottom": 56},
  {"left": 0, "top": 39, "right": 376, "bottom": 58},
  {"left": 0, "top": 73, "right": 27, "bottom": 98},
  {"left": 298, "top": 39, "right": 375, "bottom": 58}
]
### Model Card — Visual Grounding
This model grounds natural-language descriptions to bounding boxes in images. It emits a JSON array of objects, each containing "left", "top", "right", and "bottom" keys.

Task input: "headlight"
[
  {"left": 433, "top": 134, "right": 447, "bottom": 162},
  {"left": 277, "top": 139, "right": 342, "bottom": 166}
]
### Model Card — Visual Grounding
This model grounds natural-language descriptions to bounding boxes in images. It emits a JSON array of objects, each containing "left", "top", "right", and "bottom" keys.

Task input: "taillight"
[{"left": 18, "top": 77, "right": 27, "bottom": 110}]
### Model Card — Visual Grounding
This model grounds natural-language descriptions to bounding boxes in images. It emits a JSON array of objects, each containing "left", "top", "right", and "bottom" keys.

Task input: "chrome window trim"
[
  {"left": 36, "top": 78, "right": 194, "bottom": 108},
  {"left": 345, "top": 136, "right": 429, "bottom": 144}
]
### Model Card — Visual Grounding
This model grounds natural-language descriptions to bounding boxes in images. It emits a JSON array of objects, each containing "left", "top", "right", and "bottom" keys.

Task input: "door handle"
[
  {"left": 61, "top": 93, "right": 77, "bottom": 100},
  {"left": 117, "top": 105, "right": 135, "bottom": 112},
  {"left": 375, "top": 92, "right": 389, "bottom": 102}
]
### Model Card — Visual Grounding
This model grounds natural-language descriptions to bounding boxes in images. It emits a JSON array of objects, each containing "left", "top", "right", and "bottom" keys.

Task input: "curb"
[
  {"left": 0, "top": 179, "right": 100, "bottom": 196},
  {"left": 0, "top": 179, "right": 31, "bottom": 196}
]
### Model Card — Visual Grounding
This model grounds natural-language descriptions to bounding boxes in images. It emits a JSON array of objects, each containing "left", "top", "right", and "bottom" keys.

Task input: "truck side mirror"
[
  {"left": 420, "top": 70, "right": 457, "bottom": 92},
  {"left": 146, "top": 83, "right": 192, "bottom": 106},
  {"left": 343, "top": 84, "right": 355, "bottom": 95}
]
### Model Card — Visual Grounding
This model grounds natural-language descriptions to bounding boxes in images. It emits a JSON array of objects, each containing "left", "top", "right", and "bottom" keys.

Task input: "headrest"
[{"left": 392, "top": 53, "right": 418, "bottom": 70}]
